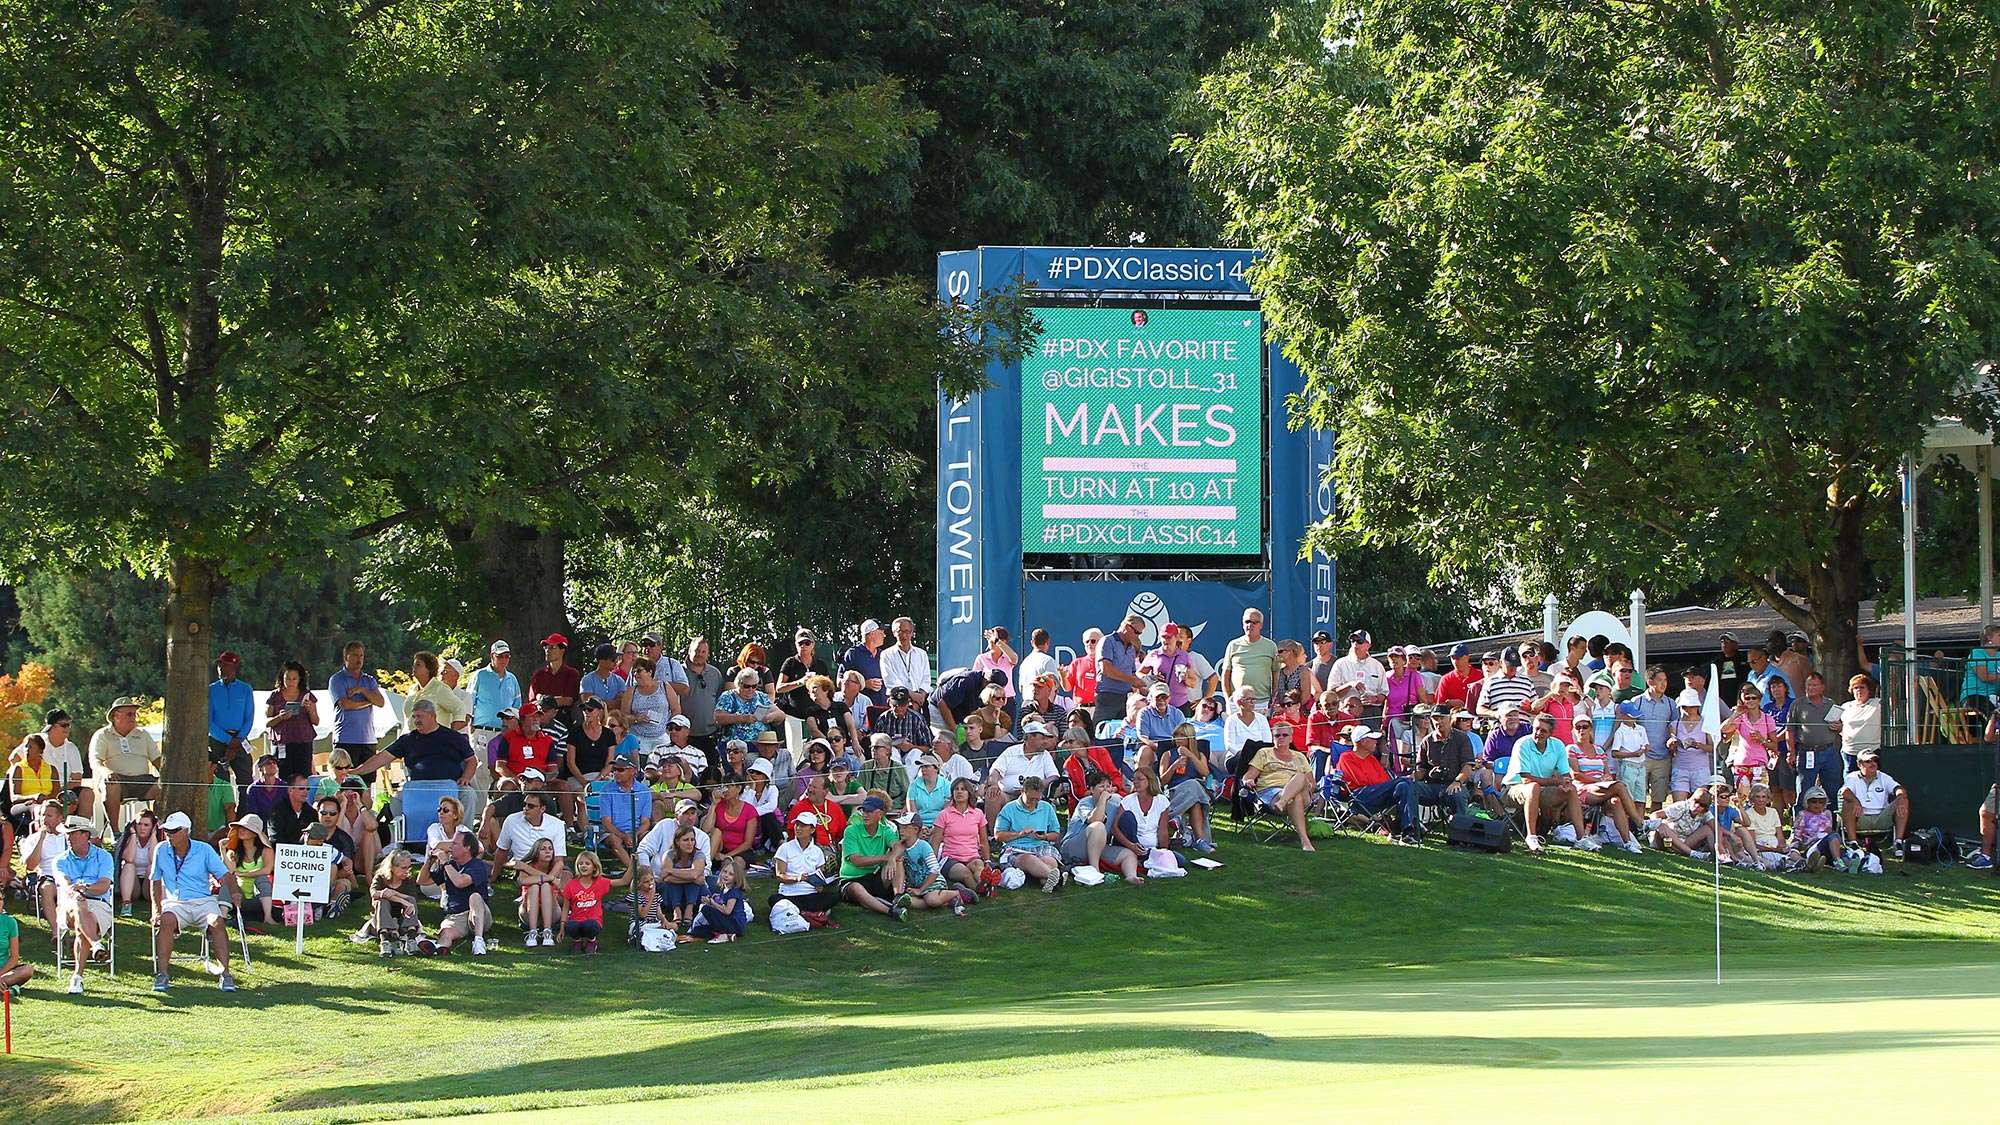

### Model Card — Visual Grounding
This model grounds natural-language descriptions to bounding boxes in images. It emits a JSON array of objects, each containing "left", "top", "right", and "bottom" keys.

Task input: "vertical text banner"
[{"left": 1022, "top": 307, "right": 1263, "bottom": 554}]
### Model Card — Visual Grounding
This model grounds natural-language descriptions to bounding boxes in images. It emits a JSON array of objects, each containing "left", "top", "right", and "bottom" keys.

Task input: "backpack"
[{"left": 1902, "top": 828, "right": 1940, "bottom": 865}]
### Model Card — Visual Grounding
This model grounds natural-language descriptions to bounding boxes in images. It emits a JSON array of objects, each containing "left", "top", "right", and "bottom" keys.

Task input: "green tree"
[
  {"left": 1191, "top": 0, "right": 2000, "bottom": 692},
  {"left": 0, "top": 0, "right": 997, "bottom": 830}
]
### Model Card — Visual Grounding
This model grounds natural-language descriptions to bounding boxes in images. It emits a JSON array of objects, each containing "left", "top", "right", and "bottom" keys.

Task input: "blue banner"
[{"left": 1026, "top": 580, "right": 1269, "bottom": 669}]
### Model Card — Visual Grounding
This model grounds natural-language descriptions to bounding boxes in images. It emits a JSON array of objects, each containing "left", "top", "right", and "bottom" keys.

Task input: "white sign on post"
[{"left": 274, "top": 843, "right": 335, "bottom": 953}]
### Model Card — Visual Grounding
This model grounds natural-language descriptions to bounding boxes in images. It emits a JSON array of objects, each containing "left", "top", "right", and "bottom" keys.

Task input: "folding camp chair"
[{"left": 152, "top": 902, "right": 253, "bottom": 975}]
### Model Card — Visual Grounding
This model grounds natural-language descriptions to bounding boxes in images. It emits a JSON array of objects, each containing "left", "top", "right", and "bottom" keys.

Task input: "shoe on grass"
[
  {"left": 68, "top": 971, "right": 83, "bottom": 995},
  {"left": 1524, "top": 834, "right": 1543, "bottom": 854},
  {"left": 1621, "top": 839, "right": 1643, "bottom": 855},
  {"left": 471, "top": 936, "right": 487, "bottom": 956},
  {"left": 1804, "top": 851, "right": 1825, "bottom": 873},
  {"left": 1689, "top": 849, "right": 1711, "bottom": 861},
  {"left": 951, "top": 899, "right": 966, "bottom": 917},
  {"left": 1968, "top": 852, "right": 1993, "bottom": 870},
  {"left": 218, "top": 971, "right": 237, "bottom": 993},
  {"left": 1042, "top": 865, "right": 1065, "bottom": 893},
  {"left": 1574, "top": 836, "right": 1602, "bottom": 852},
  {"left": 380, "top": 938, "right": 395, "bottom": 957},
  {"left": 1193, "top": 839, "right": 1217, "bottom": 855},
  {"left": 153, "top": 973, "right": 170, "bottom": 993}
]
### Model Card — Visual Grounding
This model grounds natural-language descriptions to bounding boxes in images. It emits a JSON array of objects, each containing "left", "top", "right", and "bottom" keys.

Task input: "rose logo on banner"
[{"left": 1126, "top": 591, "right": 1206, "bottom": 649}]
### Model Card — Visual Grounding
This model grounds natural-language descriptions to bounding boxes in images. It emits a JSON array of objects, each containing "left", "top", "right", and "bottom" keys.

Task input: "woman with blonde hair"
[{"left": 516, "top": 837, "right": 565, "bottom": 948}]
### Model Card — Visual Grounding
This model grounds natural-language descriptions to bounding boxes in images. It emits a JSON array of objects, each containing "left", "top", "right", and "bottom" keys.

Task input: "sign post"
[{"left": 273, "top": 843, "right": 334, "bottom": 954}]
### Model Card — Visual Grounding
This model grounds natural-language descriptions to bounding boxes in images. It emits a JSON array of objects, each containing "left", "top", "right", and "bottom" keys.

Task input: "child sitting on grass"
[
  {"left": 1793, "top": 786, "right": 1840, "bottom": 872},
  {"left": 687, "top": 863, "right": 747, "bottom": 943},
  {"left": 897, "top": 812, "right": 967, "bottom": 916},
  {"left": 560, "top": 852, "right": 630, "bottom": 955}
]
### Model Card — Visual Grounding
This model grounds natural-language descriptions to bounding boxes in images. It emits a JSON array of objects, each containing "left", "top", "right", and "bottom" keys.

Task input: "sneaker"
[
  {"left": 1891, "top": 838, "right": 1907, "bottom": 859},
  {"left": 153, "top": 973, "right": 170, "bottom": 993},
  {"left": 1575, "top": 836, "right": 1602, "bottom": 852},
  {"left": 90, "top": 941, "right": 109, "bottom": 963},
  {"left": 1524, "top": 834, "right": 1544, "bottom": 854},
  {"left": 978, "top": 879, "right": 997, "bottom": 899},
  {"left": 1178, "top": 827, "right": 1194, "bottom": 848},
  {"left": 1804, "top": 850, "right": 1826, "bottom": 873},
  {"left": 120, "top": 903, "right": 133, "bottom": 918},
  {"left": 1042, "top": 864, "right": 1065, "bottom": 893},
  {"left": 400, "top": 938, "right": 418, "bottom": 955},
  {"left": 1193, "top": 839, "right": 1217, "bottom": 854},
  {"left": 471, "top": 936, "right": 487, "bottom": 956},
  {"left": 380, "top": 938, "right": 395, "bottom": 957},
  {"left": 1621, "top": 839, "right": 1643, "bottom": 855},
  {"left": 351, "top": 929, "right": 375, "bottom": 945},
  {"left": 892, "top": 892, "right": 912, "bottom": 915},
  {"left": 1690, "top": 849, "right": 1712, "bottom": 861},
  {"left": 709, "top": 934, "right": 733, "bottom": 943},
  {"left": 1969, "top": 852, "right": 1993, "bottom": 870},
  {"left": 521, "top": 929, "right": 538, "bottom": 948},
  {"left": 570, "top": 940, "right": 582, "bottom": 954},
  {"left": 327, "top": 892, "right": 351, "bottom": 920},
  {"left": 584, "top": 939, "right": 598, "bottom": 954},
  {"left": 67, "top": 971, "right": 83, "bottom": 995},
  {"left": 416, "top": 938, "right": 437, "bottom": 956},
  {"left": 951, "top": 899, "right": 966, "bottom": 917},
  {"left": 540, "top": 927, "right": 554, "bottom": 947},
  {"left": 218, "top": 971, "right": 237, "bottom": 993},
  {"left": 892, "top": 903, "right": 909, "bottom": 922}
]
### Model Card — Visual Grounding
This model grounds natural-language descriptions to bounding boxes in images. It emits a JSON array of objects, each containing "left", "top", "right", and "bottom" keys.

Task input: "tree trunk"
[
  {"left": 473, "top": 521, "right": 569, "bottom": 652},
  {"left": 1805, "top": 508, "right": 1868, "bottom": 699},
  {"left": 163, "top": 552, "right": 220, "bottom": 834}
]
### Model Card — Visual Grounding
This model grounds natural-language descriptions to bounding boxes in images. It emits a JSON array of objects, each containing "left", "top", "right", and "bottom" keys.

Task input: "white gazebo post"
[
  {"left": 1629, "top": 589, "right": 1647, "bottom": 673},
  {"left": 1543, "top": 594, "right": 1559, "bottom": 646},
  {"left": 1902, "top": 454, "right": 1920, "bottom": 739}
]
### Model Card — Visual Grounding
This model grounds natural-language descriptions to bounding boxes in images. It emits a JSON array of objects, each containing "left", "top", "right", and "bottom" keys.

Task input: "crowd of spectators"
[{"left": 0, "top": 613, "right": 1990, "bottom": 1000}]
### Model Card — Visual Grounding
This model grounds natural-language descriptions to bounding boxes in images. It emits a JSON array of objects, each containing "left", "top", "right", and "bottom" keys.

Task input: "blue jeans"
[
  {"left": 1795, "top": 749, "right": 1843, "bottom": 814},
  {"left": 1402, "top": 781, "right": 1469, "bottom": 831},
  {"left": 1348, "top": 780, "right": 1408, "bottom": 824}
]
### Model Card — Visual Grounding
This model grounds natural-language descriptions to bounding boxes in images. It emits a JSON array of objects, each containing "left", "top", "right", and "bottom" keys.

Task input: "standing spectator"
[
  {"left": 352, "top": 698, "right": 476, "bottom": 848},
  {"left": 933, "top": 668, "right": 1009, "bottom": 742},
  {"left": 440, "top": 657, "right": 472, "bottom": 732},
  {"left": 1308, "top": 631, "right": 1340, "bottom": 698},
  {"left": 1790, "top": 672, "right": 1846, "bottom": 815},
  {"left": 1839, "top": 673, "right": 1881, "bottom": 772},
  {"left": 626, "top": 659, "right": 672, "bottom": 756},
  {"left": 1328, "top": 630, "right": 1386, "bottom": 727},
  {"left": 469, "top": 641, "right": 521, "bottom": 751},
  {"left": 681, "top": 638, "right": 726, "bottom": 756},
  {"left": 1065, "top": 628, "right": 1103, "bottom": 715},
  {"left": 578, "top": 643, "right": 631, "bottom": 716},
  {"left": 559, "top": 851, "right": 630, "bottom": 954},
  {"left": 1381, "top": 646, "right": 1428, "bottom": 765},
  {"left": 1714, "top": 632, "right": 1746, "bottom": 701},
  {"left": 407, "top": 651, "right": 469, "bottom": 738},
  {"left": 842, "top": 619, "right": 890, "bottom": 708},
  {"left": 264, "top": 662, "right": 321, "bottom": 783},
  {"left": 329, "top": 642, "right": 387, "bottom": 782},
  {"left": 563, "top": 699, "right": 618, "bottom": 818},
  {"left": 1776, "top": 631, "right": 1815, "bottom": 695},
  {"left": 91, "top": 697, "right": 161, "bottom": 817},
  {"left": 638, "top": 632, "right": 687, "bottom": 716},
  {"left": 971, "top": 626, "right": 1019, "bottom": 703},
  {"left": 1623, "top": 667, "right": 1676, "bottom": 812},
  {"left": 1016, "top": 628, "right": 1060, "bottom": 703},
  {"left": 1145, "top": 625, "right": 1199, "bottom": 712},
  {"left": 1666, "top": 690, "right": 1714, "bottom": 802},
  {"left": 1221, "top": 610, "right": 1281, "bottom": 713},
  {"left": 882, "top": 617, "right": 933, "bottom": 705},
  {"left": 531, "top": 634, "right": 582, "bottom": 731},
  {"left": 1096, "top": 615, "right": 1148, "bottom": 725},
  {"left": 773, "top": 628, "right": 829, "bottom": 717},
  {"left": 1434, "top": 645, "right": 1482, "bottom": 712},
  {"left": 207, "top": 651, "right": 255, "bottom": 795},
  {"left": 1744, "top": 643, "right": 1791, "bottom": 698},
  {"left": 1517, "top": 641, "right": 1553, "bottom": 695}
]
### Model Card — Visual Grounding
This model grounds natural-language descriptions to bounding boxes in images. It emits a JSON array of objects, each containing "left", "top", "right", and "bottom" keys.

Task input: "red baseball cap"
[
  {"left": 217, "top": 651, "right": 241, "bottom": 665},
  {"left": 539, "top": 634, "right": 569, "bottom": 648}
]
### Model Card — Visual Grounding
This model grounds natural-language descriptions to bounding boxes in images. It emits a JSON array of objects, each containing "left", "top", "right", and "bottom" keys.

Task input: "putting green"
[{"left": 405, "top": 956, "right": 2000, "bottom": 1123}]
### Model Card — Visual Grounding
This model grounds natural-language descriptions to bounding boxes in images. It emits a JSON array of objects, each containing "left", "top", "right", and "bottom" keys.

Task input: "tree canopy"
[{"left": 1192, "top": 0, "right": 2000, "bottom": 685}]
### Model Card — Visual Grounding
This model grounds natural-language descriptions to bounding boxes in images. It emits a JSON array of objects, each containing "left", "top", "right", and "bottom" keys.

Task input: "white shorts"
[{"left": 163, "top": 896, "right": 225, "bottom": 929}]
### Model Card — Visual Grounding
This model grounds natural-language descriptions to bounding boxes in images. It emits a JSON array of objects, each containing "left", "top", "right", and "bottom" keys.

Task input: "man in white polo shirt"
[
  {"left": 984, "top": 720, "right": 1060, "bottom": 821},
  {"left": 1840, "top": 749, "right": 1910, "bottom": 855}
]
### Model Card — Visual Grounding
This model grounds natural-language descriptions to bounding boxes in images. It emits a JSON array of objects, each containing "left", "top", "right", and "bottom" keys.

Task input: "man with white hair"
[
  {"left": 881, "top": 617, "right": 933, "bottom": 705},
  {"left": 842, "top": 619, "right": 890, "bottom": 708},
  {"left": 984, "top": 720, "right": 1060, "bottom": 821}
]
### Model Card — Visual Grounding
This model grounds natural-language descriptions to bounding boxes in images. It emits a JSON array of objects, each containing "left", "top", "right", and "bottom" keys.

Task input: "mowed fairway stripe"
[{"left": 394, "top": 958, "right": 2000, "bottom": 1123}]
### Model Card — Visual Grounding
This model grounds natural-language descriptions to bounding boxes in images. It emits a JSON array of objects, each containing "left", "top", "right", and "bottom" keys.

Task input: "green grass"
[{"left": 4, "top": 832, "right": 1998, "bottom": 1124}]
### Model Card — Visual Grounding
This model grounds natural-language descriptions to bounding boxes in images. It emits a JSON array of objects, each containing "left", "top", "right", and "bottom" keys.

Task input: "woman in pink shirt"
[
  {"left": 971, "top": 627, "right": 1018, "bottom": 701},
  {"left": 930, "top": 779, "right": 995, "bottom": 898},
  {"left": 1722, "top": 684, "right": 1776, "bottom": 790}
]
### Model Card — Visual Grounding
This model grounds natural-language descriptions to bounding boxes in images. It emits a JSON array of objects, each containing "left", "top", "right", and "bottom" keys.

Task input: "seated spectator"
[
  {"left": 117, "top": 808, "right": 160, "bottom": 917},
  {"left": 984, "top": 722, "right": 1061, "bottom": 821},
  {"left": 1665, "top": 690, "right": 1714, "bottom": 801},
  {"left": 92, "top": 696, "right": 162, "bottom": 826},
  {"left": 1795, "top": 786, "right": 1841, "bottom": 872},
  {"left": 629, "top": 866, "right": 669, "bottom": 938},
  {"left": 267, "top": 775, "right": 315, "bottom": 848},
  {"left": 1190, "top": 694, "right": 1228, "bottom": 750},
  {"left": 1241, "top": 721, "right": 1317, "bottom": 852},
  {"left": 714, "top": 668, "right": 782, "bottom": 749},
  {"left": 495, "top": 791, "right": 568, "bottom": 945},
  {"left": 1125, "top": 766, "right": 1178, "bottom": 860},
  {"left": 744, "top": 756, "right": 785, "bottom": 853},
  {"left": 1333, "top": 726, "right": 1409, "bottom": 834},
  {"left": 894, "top": 812, "right": 965, "bottom": 915},
  {"left": 645, "top": 754, "right": 700, "bottom": 822},
  {"left": 151, "top": 811, "right": 241, "bottom": 993},
  {"left": 333, "top": 781, "right": 380, "bottom": 883},
  {"left": 514, "top": 837, "right": 564, "bottom": 946},
  {"left": 964, "top": 685, "right": 1014, "bottom": 751},
  {"left": 1021, "top": 672, "right": 1069, "bottom": 735},
  {"left": 1157, "top": 722, "right": 1217, "bottom": 853},
  {"left": 303, "top": 823, "right": 359, "bottom": 917},
  {"left": 241, "top": 753, "right": 286, "bottom": 824},
  {"left": 907, "top": 752, "right": 953, "bottom": 827},
  {"left": 1734, "top": 784, "right": 1789, "bottom": 871},
  {"left": 932, "top": 778, "right": 995, "bottom": 898},
  {"left": 859, "top": 734, "right": 911, "bottom": 817},
  {"left": 1223, "top": 686, "right": 1272, "bottom": 770},
  {"left": 19, "top": 799, "right": 66, "bottom": 926},
  {"left": 687, "top": 862, "right": 749, "bottom": 942},
  {"left": 929, "top": 734, "right": 979, "bottom": 789},
  {"left": 0, "top": 895, "right": 31, "bottom": 998},
  {"left": 366, "top": 849, "right": 423, "bottom": 956},
  {"left": 1567, "top": 719, "right": 1644, "bottom": 852},
  {"left": 418, "top": 831, "right": 491, "bottom": 955},
  {"left": 1059, "top": 731, "right": 1129, "bottom": 813},
  {"left": 312, "top": 747, "right": 356, "bottom": 803},
  {"left": 769, "top": 811, "right": 841, "bottom": 915},
  {"left": 7, "top": 734, "right": 58, "bottom": 835},
  {"left": 1503, "top": 713, "right": 1598, "bottom": 855},
  {"left": 1405, "top": 708, "right": 1475, "bottom": 839},
  {"left": 705, "top": 776, "right": 761, "bottom": 883},
  {"left": 657, "top": 824, "right": 710, "bottom": 932},
  {"left": 839, "top": 795, "right": 908, "bottom": 919},
  {"left": 1649, "top": 788, "right": 1723, "bottom": 858},
  {"left": 792, "top": 738, "right": 834, "bottom": 803},
  {"left": 560, "top": 851, "right": 631, "bottom": 954},
  {"left": 54, "top": 814, "right": 114, "bottom": 993},
  {"left": 223, "top": 813, "right": 280, "bottom": 926},
  {"left": 876, "top": 687, "right": 935, "bottom": 754},
  {"left": 1840, "top": 749, "right": 1910, "bottom": 855},
  {"left": 994, "top": 776, "right": 1066, "bottom": 892},
  {"left": 590, "top": 754, "right": 653, "bottom": 868},
  {"left": 1061, "top": 773, "right": 1145, "bottom": 883},
  {"left": 1132, "top": 684, "right": 1183, "bottom": 771}
]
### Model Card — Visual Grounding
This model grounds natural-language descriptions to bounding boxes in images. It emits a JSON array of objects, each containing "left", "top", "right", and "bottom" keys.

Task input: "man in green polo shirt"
[{"left": 839, "top": 796, "right": 908, "bottom": 921}]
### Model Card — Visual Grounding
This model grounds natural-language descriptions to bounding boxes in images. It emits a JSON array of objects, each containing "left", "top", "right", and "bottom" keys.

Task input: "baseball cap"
[
  {"left": 1718, "top": 631, "right": 1736, "bottom": 642},
  {"left": 1311, "top": 630, "right": 1333, "bottom": 643},
  {"left": 1453, "top": 710, "right": 1476, "bottom": 722},
  {"left": 860, "top": 618, "right": 884, "bottom": 635},
  {"left": 593, "top": 643, "right": 616, "bottom": 661},
  {"left": 675, "top": 798, "right": 700, "bottom": 815},
  {"left": 917, "top": 752, "right": 943, "bottom": 768},
  {"left": 306, "top": 823, "right": 330, "bottom": 842},
  {"left": 833, "top": 754, "right": 861, "bottom": 772},
  {"left": 1350, "top": 725, "right": 1381, "bottom": 743},
  {"left": 896, "top": 811, "right": 919, "bottom": 827},
  {"left": 63, "top": 815, "right": 94, "bottom": 834},
  {"left": 489, "top": 640, "right": 511, "bottom": 655},
  {"left": 1148, "top": 683, "right": 1171, "bottom": 698},
  {"left": 794, "top": 626, "right": 816, "bottom": 643},
  {"left": 539, "top": 633, "right": 569, "bottom": 648},
  {"left": 497, "top": 705, "right": 520, "bottom": 720},
  {"left": 985, "top": 669, "right": 1009, "bottom": 685},
  {"left": 642, "top": 631, "right": 663, "bottom": 646},
  {"left": 610, "top": 754, "right": 636, "bottom": 770},
  {"left": 1020, "top": 720, "right": 1053, "bottom": 736},
  {"left": 216, "top": 651, "right": 241, "bottom": 665},
  {"left": 667, "top": 714, "right": 691, "bottom": 729},
  {"left": 519, "top": 767, "right": 547, "bottom": 781},
  {"left": 443, "top": 657, "right": 465, "bottom": 675},
  {"left": 860, "top": 795, "right": 887, "bottom": 812},
  {"left": 793, "top": 811, "right": 821, "bottom": 827},
  {"left": 534, "top": 695, "right": 559, "bottom": 711},
  {"left": 1449, "top": 643, "right": 1469, "bottom": 658},
  {"left": 162, "top": 812, "right": 192, "bottom": 833},
  {"left": 1349, "top": 629, "right": 1371, "bottom": 643},
  {"left": 890, "top": 686, "right": 912, "bottom": 703},
  {"left": 1804, "top": 787, "right": 1828, "bottom": 801},
  {"left": 580, "top": 697, "right": 606, "bottom": 712},
  {"left": 1857, "top": 749, "right": 1880, "bottom": 762},
  {"left": 1501, "top": 649, "right": 1522, "bottom": 666}
]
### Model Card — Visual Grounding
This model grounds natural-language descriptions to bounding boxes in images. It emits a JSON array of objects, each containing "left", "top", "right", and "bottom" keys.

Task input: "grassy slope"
[{"left": 2, "top": 833, "right": 1996, "bottom": 1124}]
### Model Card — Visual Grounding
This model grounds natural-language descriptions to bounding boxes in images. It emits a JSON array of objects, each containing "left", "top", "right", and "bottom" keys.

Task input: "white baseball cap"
[
  {"left": 1350, "top": 725, "right": 1381, "bottom": 743},
  {"left": 162, "top": 811, "right": 193, "bottom": 833},
  {"left": 1020, "top": 720, "right": 1053, "bottom": 736},
  {"left": 667, "top": 714, "right": 692, "bottom": 729},
  {"left": 489, "top": 640, "right": 511, "bottom": 655}
]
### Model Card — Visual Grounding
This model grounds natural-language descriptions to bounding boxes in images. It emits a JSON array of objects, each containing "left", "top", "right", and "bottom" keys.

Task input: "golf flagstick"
[{"left": 1706, "top": 662, "right": 1722, "bottom": 984}]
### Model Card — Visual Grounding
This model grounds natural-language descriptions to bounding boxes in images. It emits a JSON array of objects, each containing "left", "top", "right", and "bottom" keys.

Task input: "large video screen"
[{"left": 1022, "top": 306, "right": 1264, "bottom": 555}]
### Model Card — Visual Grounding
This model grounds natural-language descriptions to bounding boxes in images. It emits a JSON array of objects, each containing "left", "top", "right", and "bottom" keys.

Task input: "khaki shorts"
[
  {"left": 162, "top": 896, "right": 225, "bottom": 929},
  {"left": 1508, "top": 782, "right": 1567, "bottom": 810},
  {"left": 1984, "top": 784, "right": 1997, "bottom": 816},
  {"left": 64, "top": 896, "right": 112, "bottom": 934},
  {"left": 1644, "top": 758, "right": 1672, "bottom": 803},
  {"left": 1853, "top": 808, "right": 1896, "bottom": 833}
]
